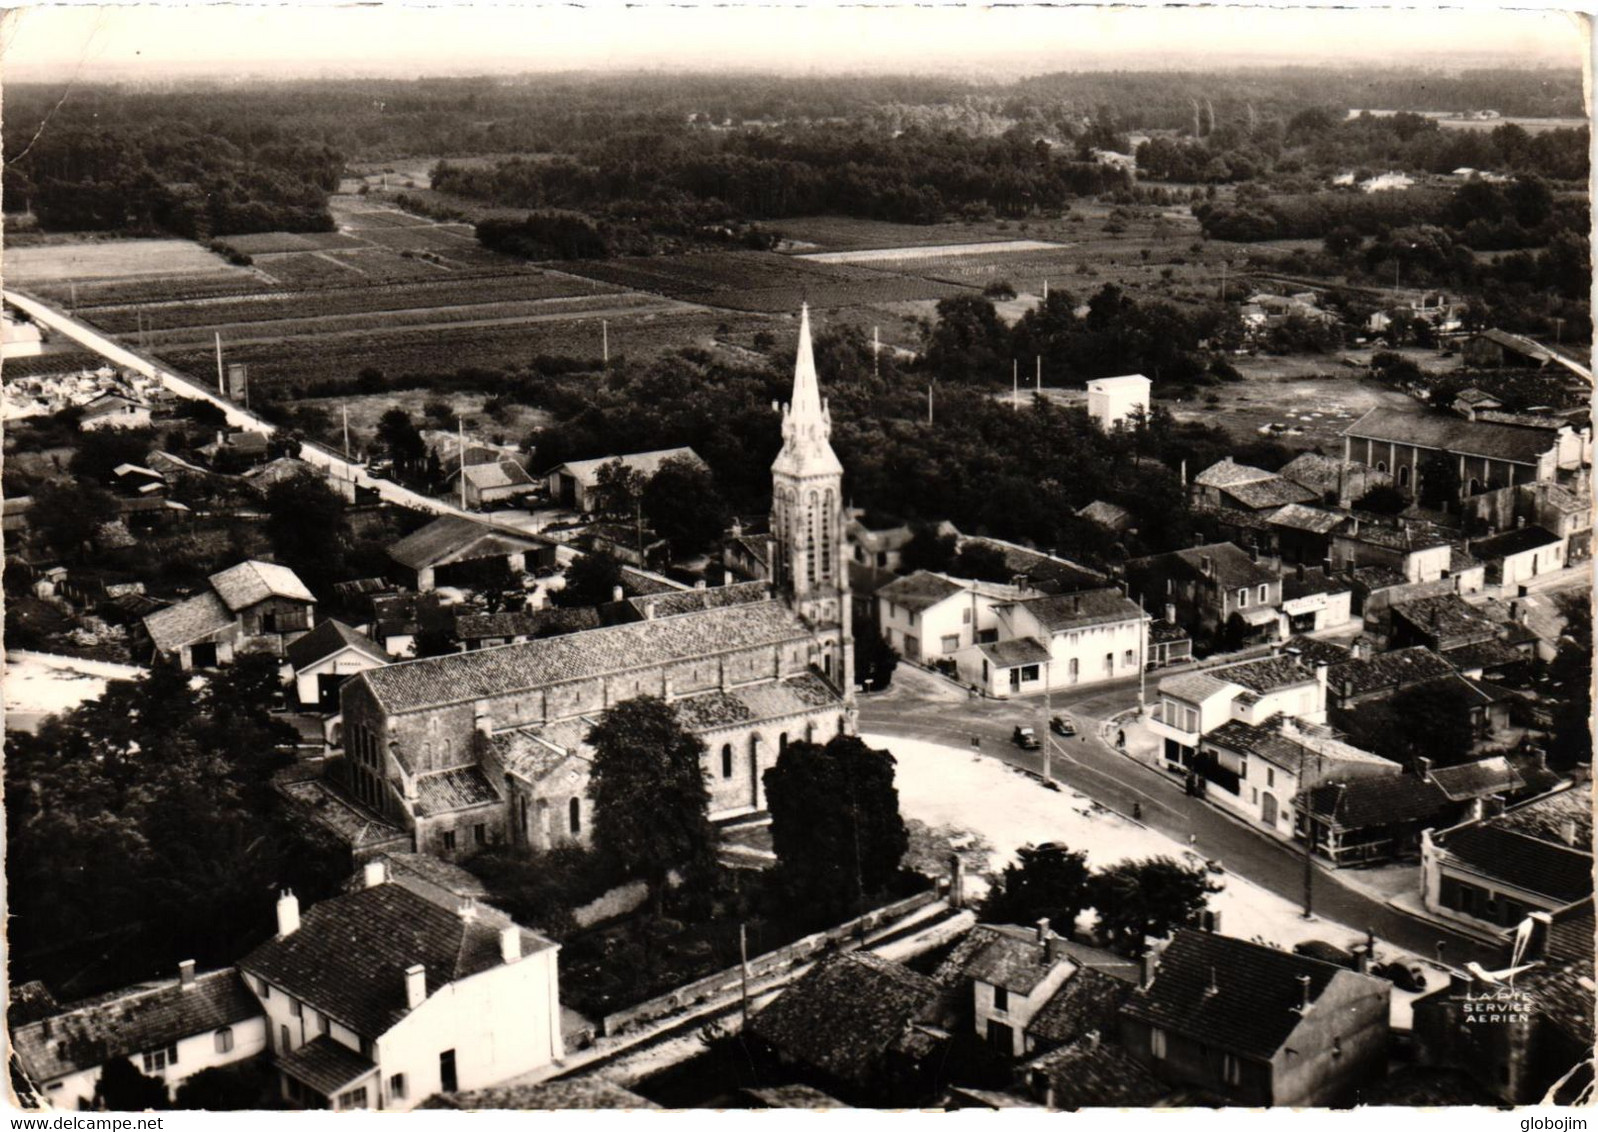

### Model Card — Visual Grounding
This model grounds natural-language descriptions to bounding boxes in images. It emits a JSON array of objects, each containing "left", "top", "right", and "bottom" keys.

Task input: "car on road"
[
  {"left": 1050, "top": 714, "right": 1076, "bottom": 737},
  {"left": 1012, "top": 726, "right": 1040, "bottom": 750}
]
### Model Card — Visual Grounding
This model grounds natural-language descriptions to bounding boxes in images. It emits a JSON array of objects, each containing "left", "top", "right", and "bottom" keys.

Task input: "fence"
[{"left": 597, "top": 885, "right": 942, "bottom": 1037}]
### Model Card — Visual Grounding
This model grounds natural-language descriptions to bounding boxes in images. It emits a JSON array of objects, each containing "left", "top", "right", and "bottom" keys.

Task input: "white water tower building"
[{"left": 1086, "top": 374, "right": 1152, "bottom": 431}]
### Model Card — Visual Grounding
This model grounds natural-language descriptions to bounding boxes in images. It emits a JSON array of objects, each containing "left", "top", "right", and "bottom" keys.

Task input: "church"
[{"left": 334, "top": 308, "right": 856, "bottom": 861}]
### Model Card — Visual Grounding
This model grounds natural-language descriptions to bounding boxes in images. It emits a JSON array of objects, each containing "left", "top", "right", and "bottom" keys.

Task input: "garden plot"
[
  {"left": 6, "top": 239, "right": 250, "bottom": 284},
  {"left": 223, "top": 231, "right": 371, "bottom": 255}
]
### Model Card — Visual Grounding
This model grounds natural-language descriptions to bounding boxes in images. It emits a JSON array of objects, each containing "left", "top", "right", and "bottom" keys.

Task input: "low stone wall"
[{"left": 598, "top": 887, "right": 941, "bottom": 1037}]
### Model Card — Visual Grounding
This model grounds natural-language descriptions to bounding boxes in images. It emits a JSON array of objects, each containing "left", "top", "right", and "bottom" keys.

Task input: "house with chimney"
[
  {"left": 1420, "top": 788, "right": 1593, "bottom": 936},
  {"left": 10, "top": 964, "right": 267, "bottom": 1110},
  {"left": 1468, "top": 525, "right": 1567, "bottom": 592},
  {"left": 1191, "top": 458, "right": 1317, "bottom": 514},
  {"left": 977, "top": 589, "right": 1148, "bottom": 698},
  {"left": 238, "top": 863, "right": 563, "bottom": 1111},
  {"left": 1125, "top": 542, "right": 1283, "bottom": 645},
  {"left": 1277, "top": 451, "right": 1388, "bottom": 507},
  {"left": 1147, "top": 653, "right": 1329, "bottom": 776},
  {"left": 386, "top": 516, "right": 555, "bottom": 593},
  {"left": 1411, "top": 898, "right": 1595, "bottom": 1105},
  {"left": 545, "top": 447, "right": 706, "bottom": 514},
  {"left": 1119, "top": 931, "right": 1391, "bottom": 1107}
]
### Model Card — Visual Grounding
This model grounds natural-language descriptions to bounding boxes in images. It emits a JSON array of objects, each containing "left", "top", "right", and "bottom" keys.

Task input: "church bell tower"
[{"left": 771, "top": 305, "right": 854, "bottom": 704}]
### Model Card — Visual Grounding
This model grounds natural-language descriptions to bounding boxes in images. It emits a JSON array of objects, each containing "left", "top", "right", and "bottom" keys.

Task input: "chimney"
[
  {"left": 1140, "top": 937, "right": 1167, "bottom": 987},
  {"left": 179, "top": 959, "right": 196, "bottom": 989},
  {"left": 1560, "top": 818, "right": 1578, "bottom": 847},
  {"left": 1340, "top": 678, "right": 1353, "bottom": 702},
  {"left": 1350, "top": 637, "right": 1366, "bottom": 661},
  {"left": 500, "top": 925, "right": 522, "bottom": 965},
  {"left": 1516, "top": 515, "right": 1526, "bottom": 529},
  {"left": 949, "top": 853, "right": 965, "bottom": 910},
  {"left": 363, "top": 859, "right": 387, "bottom": 889},
  {"left": 1072, "top": 595, "right": 1082, "bottom": 616},
  {"left": 1297, "top": 973, "right": 1313, "bottom": 1013},
  {"left": 611, "top": 585, "right": 624, "bottom": 602},
  {"left": 1036, "top": 917, "right": 1051, "bottom": 946},
  {"left": 695, "top": 579, "right": 707, "bottom": 590},
  {"left": 473, "top": 700, "right": 493, "bottom": 736},
  {"left": 1416, "top": 756, "right": 1433, "bottom": 781},
  {"left": 1200, "top": 555, "right": 1213, "bottom": 576},
  {"left": 276, "top": 891, "right": 300, "bottom": 938},
  {"left": 1524, "top": 911, "right": 1554, "bottom": 963},
  {"left": 457, "top": 895, "right": 477, "bottom": 921},
  {"left": 1296, "top": 562, "right": 1306, "bottom": 581},
  {"left": 405, "top": 964, "right": 427, "bottom": 1010}
]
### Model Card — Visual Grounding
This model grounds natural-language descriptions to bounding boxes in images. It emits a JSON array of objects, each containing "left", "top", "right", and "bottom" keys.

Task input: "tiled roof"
[
  {"left": 1203, "top": 720, "right": 1318, "bottom": 776},
  {"left": 1352, "top": 565, "right": 1409, "bottom": 591},
  {"left": 1077, "top": 500, "right": 1134, "bottom": 529},
  {"left": 1194, "top": 458, "right": 1275, "bottom": 489},
  {"left": 1437, "top": 824, "right": 1592, "bottom": 905},
  {"left": 1212, "top": 655, "right": 1315, "bottom": 694},
  {"left": 1267, "top": 504, "right": 1345, "bottom": 535},
  {"left": 1148, "top": 619, "right": 1189, "bottom": 644},
  {"left": 1469, "top": 525, "right": 1564, "bottom": 560},
  {"left": 240, "top": 883, "right": 554, "bottom": 1039},
  {"left": 876, "top": 571, "right": 966, "bottom": 613},
  {"left": 1439, "top": 639, "right": 1528, "bottom": 673},
  {"left": 1166, "top": 543, "right": 1279, "bottom": 589},
  {"left": 275, "top": 1035, "right": 375, "bottom": 1097},
  {"left": 1223, "top": 477, "right": 1318, "bottom": 511},
  {"left": 1355, "top": 1066, "right": 1496, "bottom": 1106},
  {"left": 1282, "top": 568, "right": 1352, "bottom": 600},
  {"left": 739, "top": 1084, "right": 852, "bottom": 1109},
  {"left": 750, "top": 952, "right": 941, "bottom": 1089},
  {"left": 1454, "top": 386, "right": 1501, "bottom": 406},
  {"left": 456, "top": 459, "right": 535, "bottom": 491},
  {"left": 627, "top": 580, "right": 771, "bottom": 620},
  {"left": 1025, "top": 967, "right": 1133, "bottom": 1046},
  {"left": 455, "top": 607, "right": 602, "bottom": 641},
  {"left": 551, "top": 447, "right": 703, "bottom": 486},
  {"left": 618, "top": 566, "right": 687, "bottom": 596},
  {"left": 11, "top": 970, "right": 261, "bottom": 1082},
  {"left": 1025, "top": 1039, "right": 1169, "bottom": 1110},
  {"left": 1545, "top": 897, "right": 1596, "bottom": 968},
  {"left": 208, "top": 560, "right": 314, "bottom": 611},
  {"left": 286, "top": 619, "right": 389, "bottom": 670},
  {"left": 934, "top": 924, "right": 1063, "bottom": 996},
  {"left": 1124, "top": 931, "right": 1379, "bottom": 1060},
  {"left": 360, "top": 600, "right": 811, "bottom": 713},
  {"left": 1327, "top": 646, "right": 1455, "bottom": 697},
  {"left": 1340, "top": 522, "right": 1453, "bottom": 553},
  {"left": 1158, "top": 671, "right": 1237, "bottom": 705},
  {"left": 388, "top": 516, "right": 545, "bottom": 572},
  {"left": 431, "top": 1079, "right": 659, "bottom": 1110},
  {"left": 414, "top": 766, "right": 501, "bottom": 816},
  {"left": 490, "top": 724, "right": 593, "bottom": 784},
  {"left": 1019, "top": 588, "right": 1143, "bottom": 632},
  {"left": 1278, "top": 452, "right": 1354, "bottom": 495},
  {"left": 1491, "top": 787, "right": 1593, "bottom": 848},
  {"left": 672, "top": 673, "right": 842, "bottom": 731},
  {"left": 1343, "top": 407, "right": 1559, "bottom": 465},
  {"left": 1391, "top": 594, "right": 1499, "bottom": 645},
  {"left": 1427, "top": 756, "right": 1524, "bottom": 802},
  {"left": 1301, "top": 776, "right": 1452, "bottom": 830},
  {"left": 1191, "top": 502, "right": 1274, "bottom": 532},
  {"left": 977, "top": 638, "right": 1053, "bottom": 668},
  {"left": 958, "top": 536, "right": 1106, "bottom": 593},
  {"left": 279, "top": 780, "right": 410, "bottom": 852},
  {"left": 143, "top": 591, "right": 235, "bottom": 653}
]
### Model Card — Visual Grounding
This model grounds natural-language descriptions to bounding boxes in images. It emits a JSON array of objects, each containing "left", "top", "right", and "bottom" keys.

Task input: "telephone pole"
[
  {"left": 458, "top": 419, "right": 467, "bottom": 510},
  {"left": 214, "top": 332, "right": 225, "bottom": 394},
  {"left": 602, "top": 320, "right": 609, "bottom": 366}
]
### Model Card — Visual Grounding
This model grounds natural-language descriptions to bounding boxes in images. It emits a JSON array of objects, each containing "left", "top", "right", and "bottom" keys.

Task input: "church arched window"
[
  {"left": 805, "top": 492, "right": 819, "bottom": 585},
  {"left": 820, "top": 490, "right": 834, "bottom": 580},
  {"left": 721, "top": 743, "right": 734, "bottom": 779},
  {"left": 569, "top": 797, "right": 582, "bottom": 836}
]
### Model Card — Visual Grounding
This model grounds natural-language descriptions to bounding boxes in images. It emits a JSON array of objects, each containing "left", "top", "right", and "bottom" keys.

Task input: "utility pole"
[
  {"left": 214, "top": 332, "right": 225, "bottom": 395},
  {"left": 927, "top": 384, "right": 934, "bottom": 425},
  {"left": 739, "top": 922, "right": 752, "bottom": 1029},
  {"left": 1138, "top": 595, "right": 1148, "bottom": 711},
  {"left": 872, "top": 326, "right": 880, "bottom": 380},
  {"left": 1035, "top": 355, "right": 1042, "bottom": 393},
  {"left": 1013, "top": 360, "right": 1019, "bottom": 409},
  {"left": 458, "top": 418, "right": 467, "bottom": 510},
  {"left": 1301, "top": 747, "right": 1322, "bottom": 919},
  {"left": 343, "top": 404, "right": 351, "bottom": 460},
  {"left": 602, "top": 320, "right": 609, "bottom": 366},
  {"left": 1220, "top": 261, "right": 1227, "bottom": 303},
  {"left": 1043, "top": 278, "right": 1049, "bottom": 301},
  {"left": 1041, "top": 660, "right": 1053, "bottom": 784}
]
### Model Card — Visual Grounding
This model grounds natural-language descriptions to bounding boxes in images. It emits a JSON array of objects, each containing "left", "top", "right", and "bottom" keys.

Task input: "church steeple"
[
  {"left": 770, "top": 306, "right": 853, "bottom": 702},
  {"left": 774, "top": 304, "right": 843, "bottom": 479}
]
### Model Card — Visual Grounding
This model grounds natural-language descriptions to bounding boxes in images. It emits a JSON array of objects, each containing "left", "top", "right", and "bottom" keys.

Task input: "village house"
[
  {"left": 454, "top": 607, "right": 602, "bottom": 650},
  {"left": 1022, "top": 1036, "right": 1171, "bottom": 1110},
  {"left": 287, "top": 619, "right": 391, "bottom": 715},
  {"left": 10, "top": 964, "right": 267, "bottom": 1110},
  {"left": 1342, "top": 407, "right": 1562, "bottom": 500},
  {"left": 1085, "top": 374, "right": 1151, "bottom": 432},
  {"left": 1146, "top": 611, "right": 1193, "bottom": 669},
  {"left": 1411, "top": 898, "right": 1595, "bottom": 1105},
  {"left": 1121, "top": 931, "right": 1390, "bottom": 1107},
  {"left": 1297, "top": 775, "right": 1457, "bottom": 866},
  {"left": 330, "top": 308, "right": 855, "bottom": 860},
  {"left": 1421, "top": 788, "right": 1593, "bottom": 936},
  {"left": 447, "top": 457, "right": 539, "bottom": 511},
  {"left": 845, "top": 511, "right": 915, "bottom": 571},
  {"left": 386, "top": 515, "right": 555, "bottom": 593},
  {"left": 1125, "top": 542, "right": 1283, "bottom": 644},
  {"left": 875, "top": 571, "right": 1011, "bottom": 667},
  {"left": 1388, "top": 593, "right": 1500, "bottom": 653},
  {"left": 1197, "top": 718, "right": 1400, "bottom": 838},
  {"left": 1462, "top": 328, "right": 1596, "bottom": 384},
  {"left": 1277, "top": 451, "right": 1387, "bottom": 507},
  {"left": 747, "top": 951, "right": 947, "bottom": 1107},
  {"left": 1147, "top": 653, "right": 1327, "bottom": 775},
  {"left": 1468, "top": 524, "right": 1567, "bottom": 591},
  {"left": 954, "top": 533, "right": 1107, "bottom": 593},
  {"left": 78, "top": 391, "right": 152, "bottom": 432},
  {"left": 142, "top": 560, "right": 317, "bottom": 669},
  {"left": 931, "top": 923, "right": 1080, "bottom": 1058},
  {"left": 1076, "top": 500, "right": 1135, "bottom": 534},
  {"left": 1325, "top": 643, "right": 1513, "bottom": 738},
  {"left": 238, "top": 865, "right": 563, "bottom": 1111},
  {"left": 1191, "top": 459, "right": 1317, "bottom": 513},
  {"left": 1267, "top": 504, "right": 1346, "bottom": 567},
  {"left": 1279, "top": 564, "right": 1355, "bottom": 634},
  {"left": 977, "top": 589, "right": 1148, "bottom": 697},
  {"left": 545, "top": 447, "right": 706, "bottom": 513}
]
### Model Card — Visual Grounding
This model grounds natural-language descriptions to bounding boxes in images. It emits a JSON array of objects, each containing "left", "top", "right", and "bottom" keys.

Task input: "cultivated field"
[
  {"left": 1435, "top": 116, "right": 1588, "bottom": 134},
  {"left": 6, "top": 239, "right": 254, "bottom": 284}
]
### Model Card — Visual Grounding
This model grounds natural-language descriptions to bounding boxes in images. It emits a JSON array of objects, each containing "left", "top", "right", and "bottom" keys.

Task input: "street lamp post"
[{"left": 1040, "top": 659, "right": 1052, "bottom": 784}]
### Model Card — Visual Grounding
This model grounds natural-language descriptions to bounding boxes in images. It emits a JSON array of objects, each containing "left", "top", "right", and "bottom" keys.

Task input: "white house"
[
  {"left": 975, "top": 589, "right": 1147, "bottom": 697},
  {"left": 1085, "top": 375, "right": 1152, "bottom": 432},
  {"left": 875, "top": 570, "right": 1018, "bottom": 666},
  {"left": 286, "top": 619, "right": 390, "bottom": 715},
  {"left": 1148, "top": 653, "right": 1328, "bottom": 775},
  {"left": 545, "top": 447, "right": 705, "bottom": 513},
  {"left": 79, "top": 392, "right": 152, "bottom": 432},
  {"left": 10, "top": 964, "right": 268, "bottom": 1109},
  {"left": 1470, "top": 525, "right": 1567, "bottom": 592},
  {"left": 238, "top": 863, "right": 563, "bottom": 1112},
  {"left": 934, "top": 924, "right": 1077, "bottom": 1059}
]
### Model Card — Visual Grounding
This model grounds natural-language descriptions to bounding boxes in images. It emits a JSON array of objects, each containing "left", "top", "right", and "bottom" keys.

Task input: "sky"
[{"left": 1, "top": 4, "right": 1590, "bottom": 83}]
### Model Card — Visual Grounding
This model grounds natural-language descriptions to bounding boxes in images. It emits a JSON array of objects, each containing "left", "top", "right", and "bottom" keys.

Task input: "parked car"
[
  {"left": 1050, "top": 714, "right": 1076, "bottom": 737},
  {"left": 1012, "top": 726, "right": 1040, "bottom": 750}
]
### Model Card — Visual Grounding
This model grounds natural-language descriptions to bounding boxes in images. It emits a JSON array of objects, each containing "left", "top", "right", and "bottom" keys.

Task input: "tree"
[
  {"left": 263, "top": 472, "right": 350, "bottom": 595},
  {"left": 30, "top": 481, "right": 118, "bottom": 562},
  {"left": 173, "top": 1064, "right": 267, "bottom": 1111},
  {"left": 1088, "top": 856, "right": 1221, "bottom": 953},
  {"left": 1417, "top": 452, "right": 1461, "bottom": 511},
  {"left": 1543, "top": 591, "right": 1590, "bottom": 771},
  {"left": 1353, "top": 484, "right": 1408, "bottom": 516},
  {"left": 981, "top": 843, "right": 1092, "bottom": 932},
  {"left": 952, "top": 542, "right": 1011, "bottom": 583},
  {"left": 855, "top": 629, "right": 900, "bottom": 693},
  {"left": 641, "top": 455, "right": 729, "bottom": 556},
  {"left": 1334, "top": 680, "right": 1479, "bottom": 770},
  {"left": 556, "top": 552, "right": 624, "bottom": 608},
  {"left": 593, "top": 459, "right": 647, "bottom": 521},
  {"left": 900, "top": 523, "right": 957, "bottom": 574},
  {"left": 375, "top": 409, "right": 425, "bottom": 476},
  {"left": 585, "top": 696, "right": 715, "bottom": 909},
  {"left": 423, "top": 399, "right": 459, "bottom": 430},
  {"left": 763, "top": 734, "right": 908, "bottom": 927},
  {"left": 95, "top": 1057, "right": 170, "bottom": 1111},
  {"left": 924, "top": 295, "right": 1010, "bottom": 385},
  {"left": 71, "top": 426, "right": 160, "bottom": 484}
]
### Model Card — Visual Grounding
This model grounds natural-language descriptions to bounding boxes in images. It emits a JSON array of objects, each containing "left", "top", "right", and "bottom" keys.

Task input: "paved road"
[{"left": 860, "top": 667, "right": 1501, "bottom": 967}]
